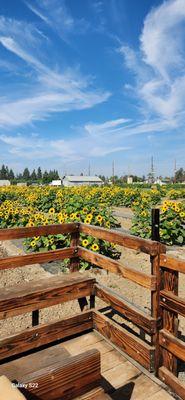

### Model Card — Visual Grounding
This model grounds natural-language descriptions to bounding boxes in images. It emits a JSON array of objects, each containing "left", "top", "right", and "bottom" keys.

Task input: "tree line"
[{"left": 0, "top": 165, "right": 60, "bottom": 184}]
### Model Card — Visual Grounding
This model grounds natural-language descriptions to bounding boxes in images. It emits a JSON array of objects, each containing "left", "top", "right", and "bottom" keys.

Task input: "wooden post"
[
  {"left": 32, "top": 310, "right": 39, "bottom": 327},
  {"left": 69, "top": 223, "right": 80, "bottom": 272},
  {"left": 151, "top": 208, "right": 179, "bottom": 375},
  {"left": 162, "top": 264, "right": 179, "bottom": 375},
  {"left": 150, "top": 208, "right": 162, "bottom": 374},
  {"left": 69, "top": 223, "right": 88, "bottom": 311},
  {"left": 151, "top": 208, "right": 160, "bottom": 242}
]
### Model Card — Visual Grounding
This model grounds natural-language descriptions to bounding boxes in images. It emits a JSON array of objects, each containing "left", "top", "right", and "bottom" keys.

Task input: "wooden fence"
[{"left": 0, "top": 223, "right": 185, "bottom": 398}]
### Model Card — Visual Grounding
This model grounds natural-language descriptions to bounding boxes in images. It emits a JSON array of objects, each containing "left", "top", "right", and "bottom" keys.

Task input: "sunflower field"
[{"left": 0, "top": 185, "right": 184, "bottom": 259}]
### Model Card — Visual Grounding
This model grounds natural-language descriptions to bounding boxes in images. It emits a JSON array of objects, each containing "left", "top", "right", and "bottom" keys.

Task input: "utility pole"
[
  {"left": 88, "top": 162, "right": 91, "bottom": 176},
  {"left": 112, "top": 160, "right": 115, "bottom": 184},
  {"left": 151, "top": 156, "right": 155, "bottom": 184},
  {"left": 174, "top": 159, "right": 176, "bottom": 183}
]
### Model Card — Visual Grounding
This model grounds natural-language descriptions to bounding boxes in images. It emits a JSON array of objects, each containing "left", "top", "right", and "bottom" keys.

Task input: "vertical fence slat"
[
  {"left": 69, "top": 224, "right": 80, "bottom": 272},
  {"left": 151, "top": 208, "right": 162, "bottom": 373},
  {"left": 69, "top": 223, "right": 88, "bottom": 311},
  {"left": 162, "top": 267, "right": 179, "bottom": 375},
  {"left": 32, "top": 310, "right": 39, "bottom": 327}
]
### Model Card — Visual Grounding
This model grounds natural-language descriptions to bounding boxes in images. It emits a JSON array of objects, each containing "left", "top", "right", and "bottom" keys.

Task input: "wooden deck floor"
[
  {"left": 0, "top": 331, "right": 175, "bottom": 400},
  {"left": 64, "top": 331, "right": 175, "bottom": 400}
]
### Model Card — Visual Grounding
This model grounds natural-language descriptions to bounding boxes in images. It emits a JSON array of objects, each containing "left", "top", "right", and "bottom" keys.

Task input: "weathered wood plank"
[
  {"left": 21, "top": 349, "right": 101, "bottom": 400},
  {"left": 161, "top": 256, "right": 179, "bottom": 375},
  {"left": 159, "top": 329, "right": 185, "bottom": 362},
  {"left": 159, "top": 366, "right": 185, "bottom": 400},
  {"left": 70, "top": 226, "right": 80, "bottom": 272},
  {"left": 95, "top": 283, "right": 157, "bottom": 334},
  {"left": 160, "top": 254, "right": 185, "bottom": 273},
  {"left": 0, "top": 311, "right": 93, "bottom": 361},
  {"left": 93, "top": 310, "right": 155, "bottom": 371},
  {"left": 160, "top": 290, "right": 185, "bottom": 317},
  {"left": 0, "top": 247, "right": 75, "bottom": 270},
  {"left": 78, "top": 247, "right": 156, "bottom": 290},
  {"left": 0, "top": 273, "right": 95, "bottom": 319},
  {"left": 79, "top": 223, "right": 165, "bottom": 255},
  {"left": 0, "top": 222, "right": 78, "bottom": 241},
  {"left": 150, "top": 243, "right": 162, "bottom": 373}
]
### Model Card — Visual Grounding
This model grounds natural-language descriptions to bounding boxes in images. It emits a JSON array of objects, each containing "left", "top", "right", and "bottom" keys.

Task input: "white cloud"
[
  {"left": 0, "top": 89, "right": 110, "bottom": 127},
  {"left": 25, "top": 0, "right": 88, "bottom": 41},
  {"left": 119, "top": 0, "right": 185, "bottom": 122},
  {"left": 0, "top": 127, "right": 131, "bottom": 163},
  {"left": 141, "top": 0, "right": 185, "bottom": 80},
  {"left": 85, "top": 118, "right": 130, "bottom": 136},
  {"left": 0, "top": 16, "right": 110, "bottom": 128}
]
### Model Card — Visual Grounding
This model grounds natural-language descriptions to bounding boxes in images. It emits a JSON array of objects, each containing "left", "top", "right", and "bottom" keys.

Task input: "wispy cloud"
[
  {"left": 0, "top": 16, "right": 110, "bottom": 128},
  {"left": 25, "top": 0, "right": 89, "bottom": 41},
  {"left": 119, "top": 0, "right": 185, "bottom": 122},
  {"left": 0, "top": 123, "right": 131, "bottom": 163}
]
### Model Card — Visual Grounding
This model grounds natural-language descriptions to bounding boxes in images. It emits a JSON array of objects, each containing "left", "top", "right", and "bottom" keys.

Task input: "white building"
[
  {"left": 0, "top": 180, "right": 10, "bottom": 187},
  {"left": 50, "top": 180, "right": 62, "bottom": 186},
  {"left": 17, "top": 182, "right": 27, "bottom": 187},
  {"left": 63, "top": 176, "right": 103, "bottom": 187},
  {"left": 127, "top": 176, "right": 133, "bottom": 184}
]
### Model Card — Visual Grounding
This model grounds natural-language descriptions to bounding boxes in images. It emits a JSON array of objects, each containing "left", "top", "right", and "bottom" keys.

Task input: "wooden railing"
[
  {"left": 159, "top": 254, "right": 185, "bottom": 399},
  {"left": 0, "top": 223, "right": 185, "bottom": 399}
]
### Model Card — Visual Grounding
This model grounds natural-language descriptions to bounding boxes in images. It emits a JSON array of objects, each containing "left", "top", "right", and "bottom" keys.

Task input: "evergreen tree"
[
  {"left": 37, "top": 167, "right": 42, "bottom": 180},
  {"left": 42, "top": 170, "right": 49, "bottom": 184},
  {"left": 0, "top": 164, "right": 8, "bottom": 179},
  {"left": 9, "top": 169, "right": 15, "bottom": 180},
  {"left": 31, "top": 169, "right": 37, "bottom": 180},
  {"left": 23, "top": 168, "right": 30, "bottom": 181},
  {"left": 175, "top": 168, "right": 185, "bottom": 183}
]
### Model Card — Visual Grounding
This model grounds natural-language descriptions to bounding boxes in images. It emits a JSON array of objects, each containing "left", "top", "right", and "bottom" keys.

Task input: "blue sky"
[{"left": 0, "top": 0, "right": 184, "bottom": 177}]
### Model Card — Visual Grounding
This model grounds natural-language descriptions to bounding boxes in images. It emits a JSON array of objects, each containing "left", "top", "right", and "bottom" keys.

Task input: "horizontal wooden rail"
[
  {"left": 0, "top": 311, "right": 93, "bottom": 361},
  {"left": 0, "top": 247, "right": 76, "bottom": 271},
  {"left": 78, "top": 247, "right": 156, "bottom": 290},
  {"left": 159, "top": 329, "right": 185, "bottom": 362},
  {"left": 95, "top": 284, "right": 157, "bottom": 334},
  {"left": 80, "top": 223, "right": 165, "bottom": 255},
  {"left": 0, "top": 222, "right": 78, "bottom": 241},
  {"left": 159, "top": 367, "right": 185, "bottom": 400},
  {"left": 160, "top": 254, "right": 185, "bottom": 274},
  {"left": 0, "top": 273, "right": 95, "bottom": 319},
  {"left": 93, "top": 310, "right": 155, "bottom": 371},
  {"left": 160, "top": 290, "right": 185, "bottom": 317}
]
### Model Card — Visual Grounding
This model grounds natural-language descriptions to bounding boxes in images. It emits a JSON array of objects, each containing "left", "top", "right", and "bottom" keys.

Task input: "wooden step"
[
  {"left": 0, "top": 272, "right": 95, "bottom": 319},
  {"left": 0, "top": 346, "right": 101, "bottom": 400},
  {"left": 20, "top": 349, "right": 101, "bottom": 400}
]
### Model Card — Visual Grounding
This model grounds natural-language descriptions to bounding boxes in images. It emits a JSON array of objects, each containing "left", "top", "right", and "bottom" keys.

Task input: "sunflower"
[
  {"left": 96, "top": 215, "right": 103, "bottom": 223},
  {"left": 180, "top": 212, "right": 185, "bottom": 218},
  {"left": 91, "top": 243, "right": 99, "bottom": 252},
  {"left": 84, "top": 217, "right": 91, "bottom": 224},
  {"left": 27, "top": 221, "right": 34, "bottom": 227},
  {"left": 82, "top": 239, "right": 89, "bottom": 247},
  {"left": 58, "top": 216, "right": 65, "bottom": 223},
  {"left": 49, "top": 208, "right": 55, "bottom": 214},
  {"left": 30, "top": 240, "right": 36, "bottom": 247}
]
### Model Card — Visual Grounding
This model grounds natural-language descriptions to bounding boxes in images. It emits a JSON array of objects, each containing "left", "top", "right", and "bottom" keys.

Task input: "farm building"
[
  {"left": 17, "top": 182, "right": 27, "bottom": 187},
  {"left": 50, "top": 180, "right": 62, "bottom": 186},
  {"left": 0, "top": 180, "right": 10, "bottom": 187},
  {"left": 63, "top": 175, "right": 103, "bottom": 187}
]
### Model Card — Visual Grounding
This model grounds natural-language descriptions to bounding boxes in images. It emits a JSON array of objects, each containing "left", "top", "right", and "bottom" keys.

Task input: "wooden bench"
[{"left": 0, "top": 272, "right": 95, "bottom": 319}]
